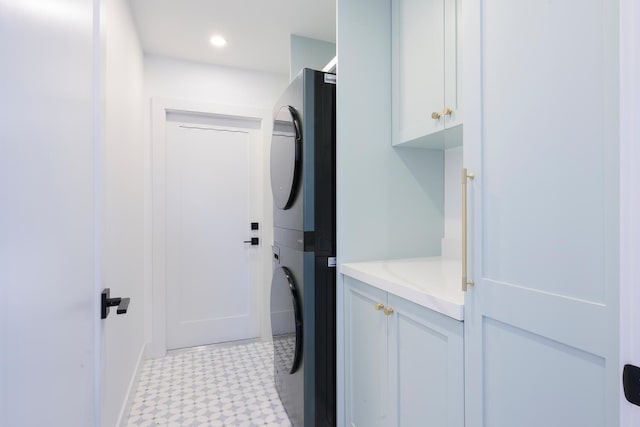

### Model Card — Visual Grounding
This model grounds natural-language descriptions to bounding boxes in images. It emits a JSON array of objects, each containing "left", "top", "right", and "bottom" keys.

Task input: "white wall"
[
  {"left": 443, "top": 146, "right": 462, "bottom": 258},
  {"left": 143, "top": 55, "right": 288, "bottom": 348},
  {"left": 102, "top": 0, "right": 145, "bottom": 425},
  {"left": 144, "top": 55, "right": 288, "bottom": 107}
]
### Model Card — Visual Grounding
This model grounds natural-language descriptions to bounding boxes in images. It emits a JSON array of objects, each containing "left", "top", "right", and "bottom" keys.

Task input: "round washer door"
[
  {"left": 270, "top": 106, "right": 301, "bottom": 210},
  {"left": 270, "top": 266, "right": 302, "bottom": 374}
]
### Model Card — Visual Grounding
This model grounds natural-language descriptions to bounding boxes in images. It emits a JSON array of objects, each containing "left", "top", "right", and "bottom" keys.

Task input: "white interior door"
[
  {"left": 620, "top": 0, "right": 640, "bottom": 424},
  {"left": 0, "top": 0, "right": 99, "bottom": 425},
  {"left": 165, "top": 119, "right": 260, "bottom": 350},
  {"left": 464, "top": 0, "right": 619, "bottom": 426}
]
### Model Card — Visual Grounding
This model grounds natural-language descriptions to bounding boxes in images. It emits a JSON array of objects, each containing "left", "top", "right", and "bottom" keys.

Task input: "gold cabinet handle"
[
  {"left": 462, "top": 168, "right": 475, "bottom": 292},
  {"left": 374, "top": 303, "right": 385, "bottom": 311},
  {"left": 431, "top": 112, "right": 441, "bottom": 120},
  {"left": 443, "top": 107, "right": 453, "bottom": 116},
  {"left": 383, "top": 307, "right": 394, "bottom": 316}
]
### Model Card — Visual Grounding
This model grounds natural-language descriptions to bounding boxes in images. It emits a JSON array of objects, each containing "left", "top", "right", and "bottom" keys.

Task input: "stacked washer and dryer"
[{"left": 269, "top": 68, "right": 336, "bottom": 427}]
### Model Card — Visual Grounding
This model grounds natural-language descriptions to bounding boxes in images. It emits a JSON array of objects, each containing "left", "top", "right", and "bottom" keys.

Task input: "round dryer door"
[
  {"left": 270, "top": 266, "right": 302, "bottom": 374},
  {"left": 270, "top": 106, "right": 301, "bottom": 210}
]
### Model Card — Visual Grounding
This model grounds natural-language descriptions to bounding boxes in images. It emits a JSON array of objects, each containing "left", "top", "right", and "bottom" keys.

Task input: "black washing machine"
[{"left": 269, "top": 68, "right": 336, "bottom": 427}]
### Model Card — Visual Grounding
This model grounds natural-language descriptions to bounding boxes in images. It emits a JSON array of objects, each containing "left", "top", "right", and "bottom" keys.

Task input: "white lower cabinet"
[{"left": 345, "top": 277, "right": 464, "bottom": 427}]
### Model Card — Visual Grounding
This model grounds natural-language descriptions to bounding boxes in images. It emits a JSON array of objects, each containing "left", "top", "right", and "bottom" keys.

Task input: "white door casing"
[
  {"left": 150, "top": 99, "right": 272, "bottom": 357},
  {"left": 165, "top": 119, "right": 260, "bottom": 349},
  {"left": 464, "top": 0, "right": 620, "bottom": 426}
]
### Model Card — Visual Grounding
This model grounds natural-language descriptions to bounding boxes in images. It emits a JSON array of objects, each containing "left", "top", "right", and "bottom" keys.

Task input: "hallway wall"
[
  {"left": 144, "top": 55, "right": 288, "bottom": 106},
  {"left": 102, "top": 0, "right": 145, "bottom": 425},
  {"left": 142, "top": 55, "right": 288, "bottom": 350}
]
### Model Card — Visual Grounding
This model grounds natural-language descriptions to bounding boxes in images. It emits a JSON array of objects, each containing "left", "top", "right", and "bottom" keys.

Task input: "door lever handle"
[
  {"left": 101, "top": 288, "right": 130, "bottom": 319},
  {"left": 243, "top": 237, "right": 259, "bottom": 245}
]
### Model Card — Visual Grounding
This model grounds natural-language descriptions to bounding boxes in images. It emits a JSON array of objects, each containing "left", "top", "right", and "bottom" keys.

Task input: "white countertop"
[{"left": 340, "top": 257, "right": 465, "bottom": 321}]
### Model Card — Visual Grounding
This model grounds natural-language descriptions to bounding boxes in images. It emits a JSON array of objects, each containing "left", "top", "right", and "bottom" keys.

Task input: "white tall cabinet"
[{"left": 463, "top": 0, "right": 620, "bottom": 426}]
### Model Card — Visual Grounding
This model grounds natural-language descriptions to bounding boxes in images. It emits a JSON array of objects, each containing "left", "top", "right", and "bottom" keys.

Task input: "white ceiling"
[{"left": 128, "top": 0, "right": 337, "bottom": 75}]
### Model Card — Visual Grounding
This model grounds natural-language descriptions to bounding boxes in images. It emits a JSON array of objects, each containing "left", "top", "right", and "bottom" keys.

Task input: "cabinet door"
[
  {"left": 444, "top": 0, "right": 462, "bottom": 129},
  {"left": 344, "top": 278, "right": 389, "bottom": 427},
  {"left": 392, "top": 0, "right": 446, "bottom": 144},
  {"left": 387, "top": 295, "right": 464, "bottom": 427},
  {"left": 464, "top": 0, "right": 619, "bottom": 426}
]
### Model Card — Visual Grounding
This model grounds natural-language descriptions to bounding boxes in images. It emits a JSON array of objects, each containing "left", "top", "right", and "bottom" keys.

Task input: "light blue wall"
[
  {"left": 336, "top": 0, "right": 445, "bottom": 424},
  {"left": 336, "top": 0, "right": 443, "bottom": 266},
  {"left": 289, "top": 35, "right": 336, "bottom": 81}
]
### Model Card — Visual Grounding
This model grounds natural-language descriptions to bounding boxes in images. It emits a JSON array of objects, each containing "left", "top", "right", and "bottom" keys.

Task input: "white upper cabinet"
[{"left": 392, "top": 0, "right": 462, "bottom": 148}]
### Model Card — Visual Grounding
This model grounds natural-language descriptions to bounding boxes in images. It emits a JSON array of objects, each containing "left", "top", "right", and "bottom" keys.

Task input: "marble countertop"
[{"left": 340, "top": 257, "right": 465, "bottom": 321}]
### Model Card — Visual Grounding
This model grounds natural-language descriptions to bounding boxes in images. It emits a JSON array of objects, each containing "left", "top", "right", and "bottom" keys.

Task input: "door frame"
[
  {"left": 619, "top": 0, "right": 640, "bottom": 423},
  {"left": 148, "top": 98, "right": 273, "bottom": 357}
]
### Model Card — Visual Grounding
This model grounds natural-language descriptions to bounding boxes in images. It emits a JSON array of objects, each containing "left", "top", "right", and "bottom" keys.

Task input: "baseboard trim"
[{"left": 116, "top": 343, "right": 147, "bottom": 427}]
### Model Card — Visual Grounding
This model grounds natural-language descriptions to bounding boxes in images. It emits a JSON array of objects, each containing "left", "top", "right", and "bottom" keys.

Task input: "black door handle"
[
  {"left": 243, "top": 237, "right": 259, "bottom": 245},
  {"left": 623, "top": 364, "right": 640, "bottom": 406},
  {"left": 101, "top": 288, "right": 130, "bottom": 319}
]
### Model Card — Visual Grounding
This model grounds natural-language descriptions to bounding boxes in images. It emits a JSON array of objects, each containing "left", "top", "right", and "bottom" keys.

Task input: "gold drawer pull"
[
  {"left": 374, "top": 303, "right": 385, "bottom": 311},
  {"left": 431, "top": 112, "right": 441, "bottom": 120},
  {"left": 383, "top": 307, "right": 394, "bottom": 316}
]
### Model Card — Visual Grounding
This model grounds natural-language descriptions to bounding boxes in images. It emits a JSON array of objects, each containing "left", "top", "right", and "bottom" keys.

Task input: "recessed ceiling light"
[{"left": 210, "top": 35, "right": 227, "bottom": 48}]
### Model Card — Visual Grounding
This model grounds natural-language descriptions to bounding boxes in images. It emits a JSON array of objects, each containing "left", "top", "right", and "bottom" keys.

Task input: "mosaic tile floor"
[{"left": 126, "top": 341, "right": 292, "bottom": 427}]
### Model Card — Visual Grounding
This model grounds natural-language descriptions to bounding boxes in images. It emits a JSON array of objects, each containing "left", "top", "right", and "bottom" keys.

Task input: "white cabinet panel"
[
  {"left": 444, "top": 0, "right": 462, "bottom": 129},
  {"left": 388, "top": 294, "right": 464, "bottom": 427},
  {"left": 482, "top": 318, "right": 606, "bottom": 426},
  {"left": 393, "top": 0, "right": 445, "bottom": 143},
  {"left": 344, "top": 278, "right": 388, "bottom": 427},
  {"left": 480, "top": 0, "right": 611, "bottom": 302}
]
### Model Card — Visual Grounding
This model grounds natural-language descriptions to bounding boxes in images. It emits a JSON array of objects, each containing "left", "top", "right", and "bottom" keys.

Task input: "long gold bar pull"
[{"left": 462, "top": 168, "right": 475, "bottom": 292}]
